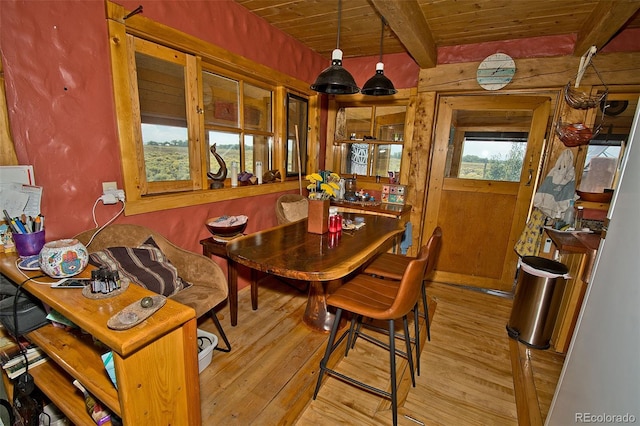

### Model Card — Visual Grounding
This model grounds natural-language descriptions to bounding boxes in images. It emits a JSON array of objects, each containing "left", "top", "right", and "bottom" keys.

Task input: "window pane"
[
  {"left": 244, "top": 83, "right": 271, "bottom": 132},
  {"left": 246, "top": 134, "right": 271, "bottom": 176},
  {"left": 372, "top": 144, "right": 402, "bottom": 178},
  {"left": 207, "top": 131, "right": 240, "bottom": 174},
  {"left": 203, "top": 72, "right": 239, "bottom": 128},
  {"left": 339, "top": 143, "right": 370, "bottom": 176},
  {"left": 580, "top": 141, "right": 623, "bottom": 192},
  {"left": 136, "top": 52, "right": 190, "bottom": 182},
  {"left": 376, "top": 106, "right": 406, "bottom": 141},
  {"left": 346, "top": 107, "right": 372, "bottom": 140},
  {"left": 141, "top": 125, "right": 190, "bottom": 181},
  {"left": 287, "top": 94, "right": 308, "bottom": 177},
  {"left": 446, "top": 132, "right": 528, "bottom": 181}
]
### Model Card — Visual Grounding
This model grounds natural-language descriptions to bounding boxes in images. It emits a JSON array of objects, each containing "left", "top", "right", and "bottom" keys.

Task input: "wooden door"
[{"left": 424, "top": 95, "right": 550, "bottom": 291}]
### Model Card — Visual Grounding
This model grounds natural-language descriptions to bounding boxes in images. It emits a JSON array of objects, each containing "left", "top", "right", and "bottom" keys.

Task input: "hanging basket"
[
  {"left": 555, "top": 121, "right": 601, "bottom": 147},
  {"left": 563, "top": 82, "right": 608, "bottom": 110}
]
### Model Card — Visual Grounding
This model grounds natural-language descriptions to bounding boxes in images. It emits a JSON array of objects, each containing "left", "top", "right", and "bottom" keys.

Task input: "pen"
[
  {"left": 34, "top": 215, "right": 41, "bottom": 232},
  {"left": 3, "top": 210, "right": 18, "bottom": 233},
  {"left": 13, "top": 218, "right": 28, "bottom": 234}
]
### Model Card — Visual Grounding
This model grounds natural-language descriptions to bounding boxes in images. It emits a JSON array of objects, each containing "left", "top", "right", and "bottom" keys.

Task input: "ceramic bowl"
[
  {"left": 39, "top": 238, "right": 89, "bottom": 278},
  {"left": 205, "top": 215, "right": 248, "bottom": 237}
]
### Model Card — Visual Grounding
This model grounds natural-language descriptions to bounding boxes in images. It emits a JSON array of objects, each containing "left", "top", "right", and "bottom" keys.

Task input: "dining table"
[{"left": 226, "top": 212, "right": 405, "bottom": 332}]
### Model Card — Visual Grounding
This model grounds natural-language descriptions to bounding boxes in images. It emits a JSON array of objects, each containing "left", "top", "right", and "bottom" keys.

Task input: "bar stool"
[
  {"left": 362, "top": 227, "right": 442, "bottom": 372},
  {"left": 313, "top": 250, "right": 430, "bottom": 426}
]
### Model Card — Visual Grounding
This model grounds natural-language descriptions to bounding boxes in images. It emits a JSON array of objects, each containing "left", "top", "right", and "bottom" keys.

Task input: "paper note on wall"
[
  {"left": 0, "top": 166, "right": 42, "bottom": 217},
  {"left": 0, "top": 165, "right": 35, "bottom": 185}
]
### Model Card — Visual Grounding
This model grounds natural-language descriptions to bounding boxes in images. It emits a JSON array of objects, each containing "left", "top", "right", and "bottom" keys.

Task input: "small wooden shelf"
[
  {"left": 0, "top": 253, "right": 201, "bottom": 425},
  {"left": 29, "top": 360, "right": 105, "bottom": 426},
  {"left": 28, "top": 324, "right": 120, "bottom": 414}
]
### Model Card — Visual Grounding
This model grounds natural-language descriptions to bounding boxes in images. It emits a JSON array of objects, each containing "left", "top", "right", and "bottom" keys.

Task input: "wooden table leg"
[
  {"left": 303, "top": 280, "right": 344, "bottom": 333},
  {"left": 250, "top": 269, "right": 258, "bottom": 310},
  {"left": 201, "top": 239, "right": 238, "bottom": 327}
]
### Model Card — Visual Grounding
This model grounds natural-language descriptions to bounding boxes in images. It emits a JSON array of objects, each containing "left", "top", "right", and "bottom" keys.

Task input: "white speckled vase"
[{"left": 39, "top": 238, "right": 89, "bottom": 278}]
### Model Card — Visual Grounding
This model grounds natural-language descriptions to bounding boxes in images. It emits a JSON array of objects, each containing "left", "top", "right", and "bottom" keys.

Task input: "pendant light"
[
  {"left": 361, "top": 17, "right": 396, "bottom": 96},
  {"left": 311, "top": 0, "right": 359, "bottom": 94}
]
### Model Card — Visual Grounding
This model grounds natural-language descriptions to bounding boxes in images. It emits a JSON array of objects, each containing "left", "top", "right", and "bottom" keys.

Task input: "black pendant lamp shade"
[
  {"left": 361, "top": 62, "right": 396, "bottom": 96},
  {"left": 361, "top": 18, "right": 396, "bottom": 96},
  {"left": 310, "top": 0, "right": 359, "bottom": 95},
  {"left": 311, "top": 49, "right": 359, "bottom": 94}
]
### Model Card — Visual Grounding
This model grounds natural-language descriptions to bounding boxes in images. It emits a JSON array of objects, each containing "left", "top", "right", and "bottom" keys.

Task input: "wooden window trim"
[
  {"left": 106, "top": 1, "right": 317, "bottom": 215},
  {"left": 325, "top": 90, "right": 417, "bottom": 189}
]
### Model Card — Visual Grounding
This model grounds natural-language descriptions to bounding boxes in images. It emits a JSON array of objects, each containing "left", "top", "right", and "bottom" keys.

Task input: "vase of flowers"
[{"left": 306, "top": 172, "right": 340, "bottom": 234}]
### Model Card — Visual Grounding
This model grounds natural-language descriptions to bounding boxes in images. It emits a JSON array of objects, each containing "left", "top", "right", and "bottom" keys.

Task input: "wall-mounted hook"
[{"left": 124, "top": 5, "right": 143, "bottom": 20}]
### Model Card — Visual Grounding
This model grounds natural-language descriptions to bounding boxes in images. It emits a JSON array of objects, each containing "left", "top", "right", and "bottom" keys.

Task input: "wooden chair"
[
  {"left": 275, "top": 193, "right": 308, "bottom": 224},
  {"left": 313, "top": 247, "right": 430, "bottom": 426},
  {"left": 362, "top": 227, "right": 442, "bottom": 372},
  {"left": 74, "top": 224, "right": 232, "bottom": 352}
]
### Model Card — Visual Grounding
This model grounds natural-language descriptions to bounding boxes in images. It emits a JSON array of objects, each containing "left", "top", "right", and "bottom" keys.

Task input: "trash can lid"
[{"left": 521, "top": 256, "right": 569, "bottom": 275}]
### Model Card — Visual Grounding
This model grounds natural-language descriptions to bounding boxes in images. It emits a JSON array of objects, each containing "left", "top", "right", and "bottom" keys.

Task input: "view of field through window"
[
  {"left": 142, "top": 124, "right": 258, "bottom": 181},
  {"left": 456, "top": 139, "right": 526, "bottom": 181}
]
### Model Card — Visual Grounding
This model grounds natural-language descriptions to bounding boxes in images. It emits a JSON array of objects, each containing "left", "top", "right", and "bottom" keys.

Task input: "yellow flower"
[{"left": 306, "top": 171, "right": 340, "bottom": 199}]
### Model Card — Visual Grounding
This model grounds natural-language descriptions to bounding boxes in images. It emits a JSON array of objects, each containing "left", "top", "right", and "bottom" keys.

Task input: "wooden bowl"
[
  {"left": 205, "top": 216, "right": 248, "bottom": 237},
  {"left": 576, "top": 190, "right": 613, "bottom": 203}
]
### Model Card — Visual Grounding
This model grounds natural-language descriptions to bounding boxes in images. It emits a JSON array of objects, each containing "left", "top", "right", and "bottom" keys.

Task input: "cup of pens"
[{"left": 12, "top": 229, "right": 46, "bottom": 258}]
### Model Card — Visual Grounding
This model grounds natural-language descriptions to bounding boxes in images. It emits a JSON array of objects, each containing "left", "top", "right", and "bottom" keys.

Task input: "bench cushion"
[{"left": 89, "top": 236, "right": 189, "bottom": 297}]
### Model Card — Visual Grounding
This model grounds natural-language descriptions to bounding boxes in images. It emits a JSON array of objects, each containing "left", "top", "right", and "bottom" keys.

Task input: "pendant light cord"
[
  {"left": 336, "top": 0, "right": 342, "bottom": 50},
  {"left": 378, "top": 17, "right": 385, "bottom": 63}
]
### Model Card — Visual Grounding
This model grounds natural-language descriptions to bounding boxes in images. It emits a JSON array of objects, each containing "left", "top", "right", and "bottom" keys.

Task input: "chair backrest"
[
  {"left": 387, "top": 227, "right": 442, "bottom": 318},
  {"left": 275, "top": 193, "right": 308, "bottom": 224},
  {"left": 417, "top": 226, "right": 442, "bottom": 280}
]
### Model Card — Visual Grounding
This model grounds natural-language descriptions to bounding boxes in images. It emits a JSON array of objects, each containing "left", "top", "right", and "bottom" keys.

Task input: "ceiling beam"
[
  {"left": 574, "top": 0, "right": 640, "bottom": 55},
  {"left": 370, "top": 0, "right": 437, "bottom": 69}
]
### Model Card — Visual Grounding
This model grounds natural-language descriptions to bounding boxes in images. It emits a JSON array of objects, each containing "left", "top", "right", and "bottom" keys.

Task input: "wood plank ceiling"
[{"left": 233, "top": 0, "right": 640, "bottom": 68}]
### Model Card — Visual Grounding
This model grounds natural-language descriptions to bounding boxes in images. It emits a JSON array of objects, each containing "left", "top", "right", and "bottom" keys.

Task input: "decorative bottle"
[
  {"left": 563, "top": 200, "right": 575, "bottom": 229},
  {"left": 575, "top": 205, "right": 584, "bottom": 230},
  {"left": 230, "top": 162, "right": 238, "bottom": 187}
]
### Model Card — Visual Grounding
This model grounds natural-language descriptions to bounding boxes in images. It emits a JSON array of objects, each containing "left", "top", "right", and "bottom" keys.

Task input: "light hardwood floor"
[{"left": 197, "top": 277, "right": 564, "bottom": 425}]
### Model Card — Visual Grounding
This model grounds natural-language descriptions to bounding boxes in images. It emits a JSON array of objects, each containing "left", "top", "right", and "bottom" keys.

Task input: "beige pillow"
[{"left": 281, "top": 199, "right": 308, "bottom": 222}]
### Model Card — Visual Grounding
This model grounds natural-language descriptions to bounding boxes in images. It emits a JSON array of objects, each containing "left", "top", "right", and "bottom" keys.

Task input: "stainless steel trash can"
[{"left": 507, "top": 256, "right": 568, "bottom": 349}]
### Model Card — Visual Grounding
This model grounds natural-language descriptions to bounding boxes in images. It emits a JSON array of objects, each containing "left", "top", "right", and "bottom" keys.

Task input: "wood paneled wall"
[{"left": 405, "top": 52, "right": 640, "bottom": 253}]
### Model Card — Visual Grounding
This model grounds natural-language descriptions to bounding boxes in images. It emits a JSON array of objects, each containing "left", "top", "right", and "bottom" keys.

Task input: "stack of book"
[{"left": 0, "top": 325, "right": 48, "bottom": 379}]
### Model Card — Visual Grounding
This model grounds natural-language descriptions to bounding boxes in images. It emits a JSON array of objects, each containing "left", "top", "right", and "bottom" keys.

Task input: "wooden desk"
[
  {"left": 331, "top": 201, "right": 411, "bottom": 221},
  {"left": 0, "top": 254, "right": 200, "bottom": 425},
  {"left": 199, "top": 237, "right": 257, "bottom": 327},
  {"left": 227, "top": 213, "right": 404, "bottom": 332}
]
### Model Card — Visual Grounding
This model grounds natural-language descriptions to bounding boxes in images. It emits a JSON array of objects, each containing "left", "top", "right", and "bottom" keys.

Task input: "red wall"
[
  {"left": 0, "top": 0, "right": 419, "bottom": 288},
  {"left": 1, "top": 0, "right": 637, "bottom": 286}
]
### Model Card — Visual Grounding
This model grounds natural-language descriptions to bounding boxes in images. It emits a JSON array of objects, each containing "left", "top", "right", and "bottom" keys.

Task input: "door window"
[{"left": 445, "top": 131, "right": 528, "bottom": 182}]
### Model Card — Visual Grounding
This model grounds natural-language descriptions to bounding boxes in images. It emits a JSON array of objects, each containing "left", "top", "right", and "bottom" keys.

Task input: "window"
[
  {"left": 134, "top": 40, "right": 196, "bottom": 194},
  {"left": 579, "top": 136, "right": 623, "bottom": 192},
  {"left": 107, "top": 1, "right": 318, "bottom": 214},
  {"left": 334, "top": 104, "right": 407, "bottom": 178},
  {"left": 203, "top": 72, "right": 273, "bottom": 177},
  {"left": 286, "top": 94, "right": 308, "bottom": 177},
  {"left": 578, "top": 94, "right": 637, "bottom": 193},
  {"left": 445, "top": 132, "right": 528, "bottom": 182}
]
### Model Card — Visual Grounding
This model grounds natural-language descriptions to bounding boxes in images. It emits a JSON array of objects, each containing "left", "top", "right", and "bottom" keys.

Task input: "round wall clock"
[{"left": 476, "top": 53, "right": 516, "bottom": 91}]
